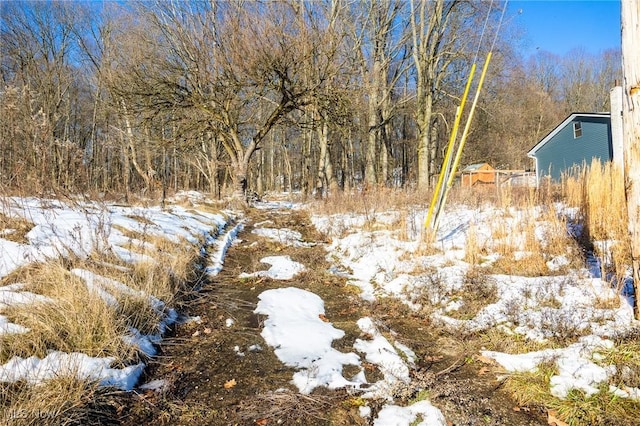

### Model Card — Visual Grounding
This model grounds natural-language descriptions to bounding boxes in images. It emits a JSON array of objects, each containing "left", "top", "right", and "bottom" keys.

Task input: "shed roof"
[
  {"left": 461, "top": 162, "right": 493, "bottom": 172},
  {"left": 527, "top": 112, "right": 610, "bottom": 157}
]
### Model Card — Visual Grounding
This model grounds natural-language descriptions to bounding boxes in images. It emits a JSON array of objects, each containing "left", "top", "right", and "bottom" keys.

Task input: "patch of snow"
[
  {"left": 0, "top": 284, "right": 53, "bottom": 310},
  {"left": 374, "top": 400, "right": 447, "bottom": 426},
  {"left": 253, "top": 200, "right": 301, "bottom": 210},
  {"left": 180, "top": 315, "right": 202, "bottom": 325},
  {"left": 234, "top": 345, "right": 245, "bottom": 357},
  {"left": 139, "top": 379, "right": 170, "bottom": 392},
  {"left": 354, "top": 317, "right": 410, "bottom": 399},
  {"left": 0, "top": 315, "right": 29, "bottom": 334},
  {"left": 252, "top": 227, "right": 313, "bottom": 247},
  {"left": 248, "top": 344, "right": 263, "bottom": 352},
  {"left": 206, "top": 222, "right": 244, "bottom": 276},
  {"left": 547, "top": 255, "right": 570, "bottom": 271},
  {"left": 0, "top": 351, "right": 144, "bottom": 391},
  {"left": 482, "top": 336, "right": 618, "bottom": 399},
  {"left": 123, "top": 327, "right": 160, "bottom": 357},
  {"left": 254, "top": 287, "right": 364, "bottom": 394},
  {"left": 240, "top": 256, "right": 306, "bottom": 280}
]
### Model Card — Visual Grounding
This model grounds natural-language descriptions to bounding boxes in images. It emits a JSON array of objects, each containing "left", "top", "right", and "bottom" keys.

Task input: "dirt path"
[{"left": 117, "top": 206, "right": 547, "bottom": 426}]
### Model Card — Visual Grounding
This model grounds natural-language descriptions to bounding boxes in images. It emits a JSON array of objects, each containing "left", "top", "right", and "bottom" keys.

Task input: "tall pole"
[
  {"left": 433, "top": 51, "right": 493, "bottom": 233},
  {"left": 621, "top": 0, "right": 640, "bottom": 318},
  {"left": 425, "top": 63, "right": 476, "bottom": 231}
]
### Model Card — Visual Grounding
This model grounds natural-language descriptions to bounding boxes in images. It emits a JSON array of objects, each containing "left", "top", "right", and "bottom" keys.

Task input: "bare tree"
[
  {"left": 347, "top": 0, "right": 408, "bottom": 186},
  {"left": 3, "top": 0, "right": 601, "bottom": 198},
  {"left": 562, "top": 48, "right": 621, "bottom": 113},
  {"left": 299, "top": 0, "right": 348, "bottom": 197},
  {"left": 0, "top": 1, "right": 86, "bottom": 190},
  {"left": 476, "top": 57, "right": 564, "bottom": 169},
  {"left": 107, "top": 1, "right": 339, "bottom": 201},
  {"left": 409, "top": 0, "right": 475, "bottom": 189}
]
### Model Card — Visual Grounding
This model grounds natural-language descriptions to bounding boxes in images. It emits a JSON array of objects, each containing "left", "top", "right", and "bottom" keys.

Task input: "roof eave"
[{"left": 527, "top": 112, "right": 611, "bottom": 157}]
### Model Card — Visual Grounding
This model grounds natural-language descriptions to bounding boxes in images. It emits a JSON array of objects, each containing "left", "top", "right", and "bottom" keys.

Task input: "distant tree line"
[{"left": 0, "top": 0, "right": 621, "bottom": 200}]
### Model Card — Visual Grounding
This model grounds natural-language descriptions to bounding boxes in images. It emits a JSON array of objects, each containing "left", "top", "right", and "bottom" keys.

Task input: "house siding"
[{"left": 535, "top": 117, "right": 612, "bottom": 181}]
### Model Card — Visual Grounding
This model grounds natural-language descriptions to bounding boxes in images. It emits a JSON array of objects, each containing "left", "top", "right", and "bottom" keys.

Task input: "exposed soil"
[{"left": 115, "top": 206, "right": 548, "bottom": 426}]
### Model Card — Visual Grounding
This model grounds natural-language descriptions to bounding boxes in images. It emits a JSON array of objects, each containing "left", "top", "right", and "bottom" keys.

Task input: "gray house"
[{"left": 527, "top": 87, "right": 624, "bottom": 185}]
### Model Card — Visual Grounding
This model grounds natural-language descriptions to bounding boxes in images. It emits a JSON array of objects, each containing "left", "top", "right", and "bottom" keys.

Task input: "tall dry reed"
[{"left": 562, "top": 159, "right": 631, "bottom": 286}]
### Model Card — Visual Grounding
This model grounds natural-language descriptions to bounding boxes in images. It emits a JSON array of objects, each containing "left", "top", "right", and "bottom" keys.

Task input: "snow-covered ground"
[
  {"left": 1, "top": 193, "right": 637, "bottom": 426},
  {"left": 307, "top": 202, "right": 636, "bottom": 423},
  {"left": 0, "top": 193, "right": 233, "bottom": 389},
  {"left": 247, "top": 200, "right": 637, "bottom": 424}
]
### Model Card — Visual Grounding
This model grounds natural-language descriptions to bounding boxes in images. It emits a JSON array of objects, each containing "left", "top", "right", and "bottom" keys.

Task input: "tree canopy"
[{"left": 0, "top": 0, "right": 621, "bottom": 198}]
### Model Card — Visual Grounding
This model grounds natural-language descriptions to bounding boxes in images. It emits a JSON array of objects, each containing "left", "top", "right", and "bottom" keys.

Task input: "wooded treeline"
[{"left": 0, "top": 0, "right": 621, "bottom": 199}]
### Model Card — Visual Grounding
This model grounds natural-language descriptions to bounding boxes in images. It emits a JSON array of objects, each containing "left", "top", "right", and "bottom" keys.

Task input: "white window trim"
[{"left": 573, "top": 121, "right": 582, "bottom": 138}]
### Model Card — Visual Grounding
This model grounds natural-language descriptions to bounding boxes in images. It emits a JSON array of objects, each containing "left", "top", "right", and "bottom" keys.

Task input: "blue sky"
[{"left": 508, "top": 0, "right": 621, "bottom": 57}]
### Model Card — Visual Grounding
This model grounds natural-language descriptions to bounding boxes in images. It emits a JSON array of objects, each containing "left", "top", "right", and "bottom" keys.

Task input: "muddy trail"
[{"left": 117, "top": 206, "right": 547, "bottom": 426}]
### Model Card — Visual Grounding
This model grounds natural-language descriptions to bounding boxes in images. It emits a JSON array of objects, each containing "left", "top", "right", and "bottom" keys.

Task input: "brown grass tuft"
[
  {"left": 309, "top": 187, "right": 430, "bottom": 216},
  {"left": 447, "top": 267, "right": 498, "bottom": 320},
  {"left": 237, "top": 389, "right": 342, "bottom": 424},
  {"left": 0, "top": 213, "right": 34, "bottom": 244},
  {"left": 0, "top": 261, "right": 135, "bottom": 364},
  {"left": 0, "top": 377, "right": 120, "bottom": 426},
  {"left": 562, "top": 160, "right": 631, "bottom": 288}
]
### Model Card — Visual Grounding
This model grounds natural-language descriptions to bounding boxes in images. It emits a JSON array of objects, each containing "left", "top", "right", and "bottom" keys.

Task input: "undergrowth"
[{"left": 0, "top": 197, "right": 210, "bottom": 424}]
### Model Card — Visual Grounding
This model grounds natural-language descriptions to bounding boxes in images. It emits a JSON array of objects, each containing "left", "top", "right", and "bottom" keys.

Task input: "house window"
[{"left": 573, "top": 121, "right": 582, "bottom": 138}]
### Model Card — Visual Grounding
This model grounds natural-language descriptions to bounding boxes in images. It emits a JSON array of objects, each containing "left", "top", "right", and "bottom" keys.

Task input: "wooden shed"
[{"left": 460, "top": 163, "right": 495, "bottom": 186}]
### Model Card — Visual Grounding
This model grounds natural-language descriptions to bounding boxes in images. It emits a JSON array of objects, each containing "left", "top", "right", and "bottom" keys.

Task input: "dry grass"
[
  {"left": 463, "top": 224, "right": 484, "bottom": 264},
  {"left": 577, "top": 160, "right": 627, "bottom": 242},
  {"left": 237, "top": 389, "right": 339, "bottom": 424},
  {"left": 504, "top": 360, "right": 558, "bottom": 406},
  {"left": 0, "top": 212, "right": 33, "bottom": 244},
  {"left": 488, "top": 255, "right": 550, "bottom": 277},
  {"left": 595, "top": 333, "right": 640, "bottom": 388},
  {"left": 0, "top": 261, "right": 136, "bottom": 364},
  {"left": 0, "top": 376, "right": 120, "bottom": 426},
  {"left": 309, "top": 186, "right": 430, "bottom": 217},
  {"left": 115, "top": 293, "right": 164, "bottom": 335},
  {"left": 517, "top": 380, "right": 640, "bottom": 426},
  {"left": 553, "top": 386, "right": 640, "bottom": 426},
  {"left": 0, "top": 199, "right": 210, "bottom": 423},
  {"left": 480, "top": 328, "right": 554, "bottom": 354},
  {"left": 504, "top": 343, "right": 640, "bottom": 426},
  {"left": 446, "top": 267, "right": 498, "bottom": 320},
  {"left": 96, "top": 230, "right": 202, "bottom": 305},
  {"left": 310, "top": 185, "right": 583, "bottom": 275},
  {"left": 474, "top": 185, "right": 584, "bottom": 276},
  {"left": 562, "top": 160, "right": 631, "bottom": 285}
]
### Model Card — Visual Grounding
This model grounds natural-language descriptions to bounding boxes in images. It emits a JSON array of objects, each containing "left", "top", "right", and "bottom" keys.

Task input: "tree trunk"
[
  {"left": 316, "top": 119, "right": 330, "bottom": 197},
  {"left": 302, "top": 110, "right": 313, "bottom": 195},
  {"left": 232, "top": 165, "right": 248, "bottom": 202},
  {"left": 325, "top": 139, "right": 339, "bottom": 193},
  {"left": 256, "top": 148, "right": 264, "bottom": 195},
  {"left": 365, "top": 67, "right": 380, "bottom": 186},
  {"left": 120, "top": 100, "right": 152, "bottom": 191},
  {"left": 621, "top": 0, "right": 640, "bottom": 318},
  {"left": 343, "top": 130, "right": 354, "bottom": 191},
  {"left": 315, "top": 118, "right": 339, "bottom": 196},
  {"left": 416, "top": 99, "right": 433, "bottom": 188},
  {"left": 269, "top": 131, "right": 276, "bottom": 191},
  {"left": 122, "top": 134, "right": 130, "bottom": 202},
  {"left": 281, "top": 139, "right": 293, "bottom": 194}
]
